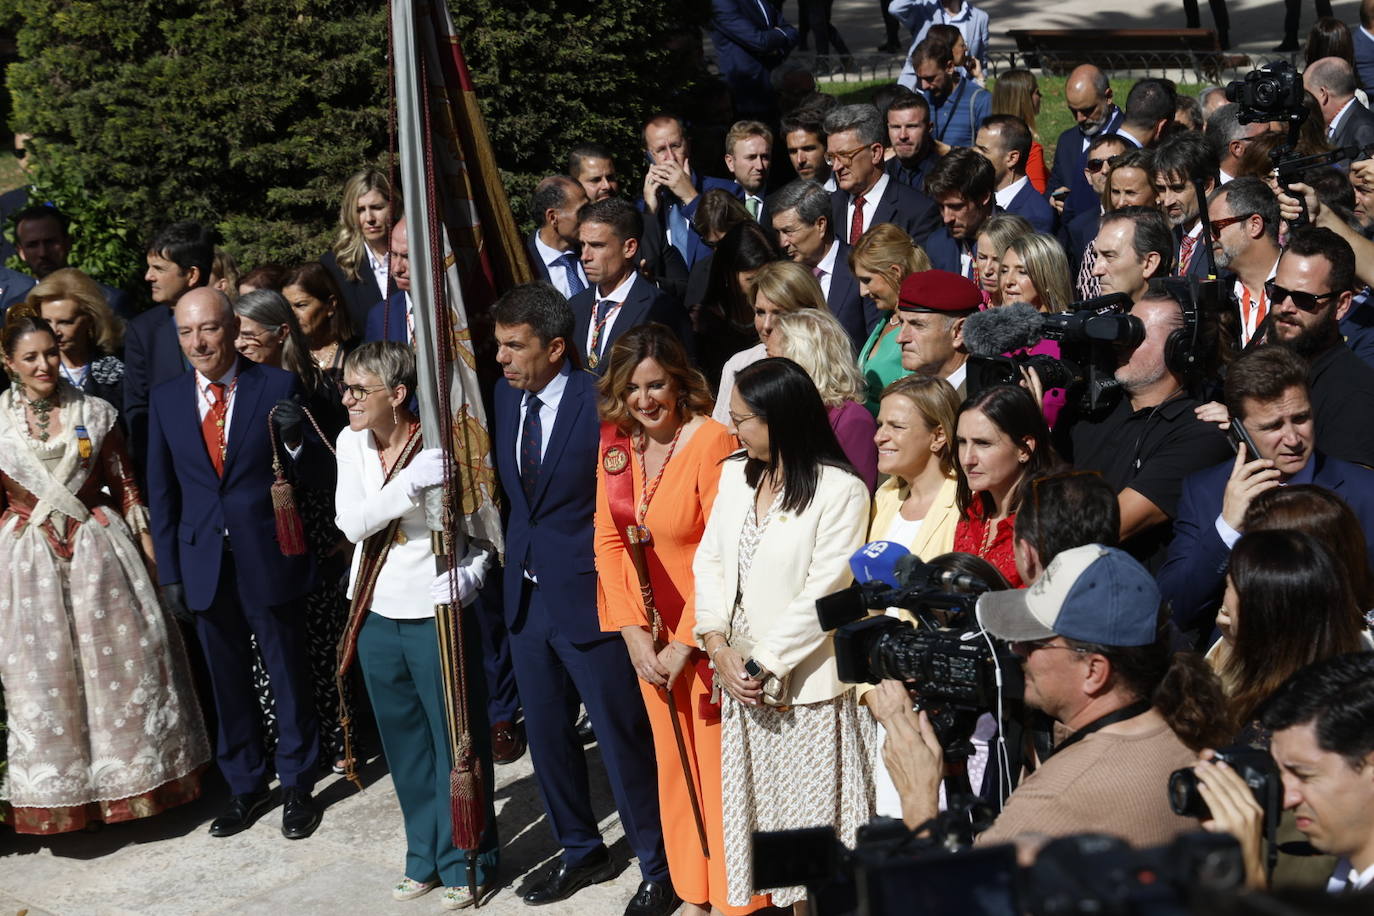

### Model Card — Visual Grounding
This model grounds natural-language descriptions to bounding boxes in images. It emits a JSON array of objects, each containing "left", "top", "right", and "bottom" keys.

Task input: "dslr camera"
[
  {"left": 1168, "top": 745, "right": 1282, "bottom": 821},
  {"left": 1225, "top": 61, "right": 1306, "bottom": 126}
]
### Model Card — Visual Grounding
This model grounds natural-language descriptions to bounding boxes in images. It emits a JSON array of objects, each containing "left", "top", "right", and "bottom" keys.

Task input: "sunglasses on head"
[{"left": 1263, "top": 280, "right": 1342, "bottom": 312}]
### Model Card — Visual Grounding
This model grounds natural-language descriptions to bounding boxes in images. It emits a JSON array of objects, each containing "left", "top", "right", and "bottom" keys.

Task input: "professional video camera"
[
  {"left": 1226, "top": 61, "right": 1326, "bottom": 225},
  {"left": 816, "top": 542, "right": 1022, "bottom": 761},
  {"left": 963, "top": 293, "right": 1142, "bottom": 415},
  {"left": 751, "top": 810, "right": 1247, "bottom": 916}
]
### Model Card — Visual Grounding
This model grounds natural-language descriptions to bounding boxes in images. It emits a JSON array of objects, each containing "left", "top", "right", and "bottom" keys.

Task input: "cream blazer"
[
  {"left": 335, "top": 426, "right": 488, "bottom": 618},
  {"left": 867, "top": 472, "right": 960, "bottom": 562},
  {"left": 693, "top": 459, "right": 869, "bottom": 704}
]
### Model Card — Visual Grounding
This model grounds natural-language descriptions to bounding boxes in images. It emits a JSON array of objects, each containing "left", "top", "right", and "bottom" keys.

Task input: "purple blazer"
[{"left": 828, "top": 400, "right": 878, "bottom": 493}]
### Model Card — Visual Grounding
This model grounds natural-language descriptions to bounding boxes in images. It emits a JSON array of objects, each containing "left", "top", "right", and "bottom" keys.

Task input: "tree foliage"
[{"left": 3, "top": 0, "right": 389, "bottom": 281}]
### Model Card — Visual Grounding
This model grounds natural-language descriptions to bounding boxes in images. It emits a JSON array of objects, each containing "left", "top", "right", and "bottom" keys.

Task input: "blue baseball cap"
[{"left": 975, "top": 544, "right": 1161, "bottom": 647}]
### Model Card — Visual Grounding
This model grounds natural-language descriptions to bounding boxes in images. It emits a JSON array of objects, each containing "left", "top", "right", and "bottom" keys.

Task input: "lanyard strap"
[
  {"left": 935, "top": 78, "right": 969, "bottom": 143},
  {"left": 1044, "top": 700, "right": 1152, "bottom": 760}
]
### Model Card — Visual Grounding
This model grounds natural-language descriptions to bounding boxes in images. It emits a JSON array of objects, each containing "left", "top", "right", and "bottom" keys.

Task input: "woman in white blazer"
[
  {"left": 333, "top": 342, "right": 498, "bottom": 909},
  {"left": 693, "top": 357, "right": 874, "bottom": 912}
]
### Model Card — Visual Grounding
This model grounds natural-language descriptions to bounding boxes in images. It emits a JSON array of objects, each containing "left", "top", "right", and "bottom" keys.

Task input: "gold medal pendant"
[{"left": 587, "top": 351, "right": 599, "bottom": 369}]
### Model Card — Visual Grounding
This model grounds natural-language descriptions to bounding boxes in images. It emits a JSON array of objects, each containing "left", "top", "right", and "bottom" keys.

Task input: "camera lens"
[{"left": 1167, "top": 768, "right": 1210, "bottom": 819}]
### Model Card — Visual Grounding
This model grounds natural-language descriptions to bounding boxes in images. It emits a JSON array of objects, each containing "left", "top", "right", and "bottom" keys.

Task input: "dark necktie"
[
  {"left": 558, "top": 251, "right": 586, "bottom": 296},
  {"left": 520, "top": 393, "right": 542, "bottom": 501},
  {"left": 849, "top": 194, "right": 867, "bottom": 245}
]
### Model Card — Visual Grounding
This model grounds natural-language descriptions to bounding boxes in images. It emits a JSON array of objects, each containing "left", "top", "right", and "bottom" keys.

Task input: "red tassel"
[
  {"left": 271, "top": 476, "right": 308, "bottom": 556},
  {"left": 449, "top": 755, "right": 486, "bottom": 850}
]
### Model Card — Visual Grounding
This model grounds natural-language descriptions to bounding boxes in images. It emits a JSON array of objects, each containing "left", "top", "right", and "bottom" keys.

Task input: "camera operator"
[
  {"left": 1055, "top": 282, "right": 1231, "bottom": 566},
  {"left": 1158, "top": 345, "right": 1374, "bottom": 634},
  {"left": 1091, "top": 207, "right": 1175, "bottom": 303},
  {"left": 875, "top": 544, "right": 1229, "bottom": 851},
  {"left": 1189, "top": 652, "right": 1374, "bottom": 894}
]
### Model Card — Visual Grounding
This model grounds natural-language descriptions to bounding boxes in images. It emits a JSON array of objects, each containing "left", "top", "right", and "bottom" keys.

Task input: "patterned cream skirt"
[{"left": 719, "top": 689, "right": 874, "bottom": 907}]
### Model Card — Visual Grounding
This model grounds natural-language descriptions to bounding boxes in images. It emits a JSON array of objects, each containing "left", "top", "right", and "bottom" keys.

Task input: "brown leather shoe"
[{"left": 490, "top": 720, "right": 526, "bottom": 764}]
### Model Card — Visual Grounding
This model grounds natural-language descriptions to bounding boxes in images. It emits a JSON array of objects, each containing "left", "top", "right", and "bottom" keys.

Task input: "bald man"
[
  {"left": 1050, "top": 64, "right": 1125, "bottom": 224},
  {"left": 147, "top": 286, "right": 324, "bottom": 841},
  {"left": 1309, "top": 57, "right": 1374, "bottom": 150}
]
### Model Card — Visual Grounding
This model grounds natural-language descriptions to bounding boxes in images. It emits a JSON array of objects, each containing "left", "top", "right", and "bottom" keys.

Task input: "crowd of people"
[{"left": 7, "top": 5, "right": 1374, "bottom": 915}]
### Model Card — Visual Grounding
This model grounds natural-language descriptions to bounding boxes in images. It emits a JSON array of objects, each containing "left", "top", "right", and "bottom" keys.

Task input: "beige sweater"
[{"left": 977, "top": 715, "right": 1198, "bottom": 849}]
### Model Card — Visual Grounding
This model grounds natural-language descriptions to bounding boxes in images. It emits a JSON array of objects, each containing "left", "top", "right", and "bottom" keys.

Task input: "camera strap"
[{"left": 1044, "top": 700, "right": 1152, "bottom": 760}]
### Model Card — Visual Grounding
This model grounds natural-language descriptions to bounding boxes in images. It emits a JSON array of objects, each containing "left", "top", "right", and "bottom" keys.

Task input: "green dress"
[{"left": 859, "top": 314, "right": 906, "bottom": 416}]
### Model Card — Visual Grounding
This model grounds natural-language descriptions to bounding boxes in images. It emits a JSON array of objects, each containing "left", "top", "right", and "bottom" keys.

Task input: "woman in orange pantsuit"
[{"left": 594, "top": 323, "right": 742, "bottom": 916}]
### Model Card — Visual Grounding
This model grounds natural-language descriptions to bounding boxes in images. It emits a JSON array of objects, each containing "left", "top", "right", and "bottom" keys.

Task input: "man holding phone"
[{"left": 1158, "top": 345, "right": 1374, "bottom": 638}]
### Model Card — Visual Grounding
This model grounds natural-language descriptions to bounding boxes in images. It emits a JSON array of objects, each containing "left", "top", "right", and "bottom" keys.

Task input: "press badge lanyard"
[{"left": 1044, "top": 700, "right": 1151, "bottom": 760}]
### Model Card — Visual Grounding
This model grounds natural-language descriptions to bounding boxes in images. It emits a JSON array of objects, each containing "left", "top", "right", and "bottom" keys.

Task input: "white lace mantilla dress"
[{"left": 0, "top": 385, "right": 209, "bottom": 834}]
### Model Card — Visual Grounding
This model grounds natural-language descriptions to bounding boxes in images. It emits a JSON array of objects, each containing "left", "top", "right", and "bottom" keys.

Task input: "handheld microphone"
[
  {"left": 962, "top": 302, "right": 1045, "bottom": 357},
  {"left": 894, "top": 553, "right": 989, "bottom": 593},
  {"left": 848, "top": 540, "right": 910, "bottom": 587}
]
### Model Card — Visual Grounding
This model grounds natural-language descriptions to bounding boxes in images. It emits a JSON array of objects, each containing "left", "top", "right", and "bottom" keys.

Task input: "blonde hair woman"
[
  {"left": 997, "top": 232, "right": 1075, "bottom": 424},
  {"left": 990, "top": 69, "right": 1047, "bottom": 193},
  {"left": 15, "top": 268, "right": 126, "bottom": 411},
  {"left": 849, "top": 223, "right": 931, "bottom": 415},
  {"left": 711, "top": 260, "right": 822, "bottom": 426},
  {"left": 322, "top": 168, "right": 401, "bottom": 331},
  {"left": 768, "top": 308, "right": 877, "bottom": 491},
  {"left": 973, "top": 213, "right": 1033, "bottom": 307}
]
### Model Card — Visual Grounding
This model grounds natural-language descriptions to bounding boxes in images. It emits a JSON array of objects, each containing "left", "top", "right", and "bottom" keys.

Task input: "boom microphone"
[
  {"left": 849, "top": 540, "right": 910, "bottom": 587},
  {"left": 962, "top": 301, "right": 1045, "bottom": 357}
]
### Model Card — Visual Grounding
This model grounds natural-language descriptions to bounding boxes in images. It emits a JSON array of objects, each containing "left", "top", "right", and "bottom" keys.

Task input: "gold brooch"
[{"left": 602, "top": 445, "right": 629, "bottom": 474}]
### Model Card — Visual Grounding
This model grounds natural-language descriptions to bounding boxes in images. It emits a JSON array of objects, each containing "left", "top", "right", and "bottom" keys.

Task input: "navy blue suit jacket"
[
  {"left": 1004, "top": 181, "right": 1055, "bottom": 233},
  {"left": 494, "top": 366, "right": 603, "bottom": 643},
  {"left": 1157, "top": 452, "right": 1374, "bottom": 631},
  {"left": 830, "top": 178, "right": 941, "bottom": 249},
  {"left": 1358, "top": 28, "right": 1374, "bottom": 100},
  {"left": 321, "top": 248, "right": 385, "bottom": 336},
  {"left": 364, "top": 291, "right": 408, "bottom": 344},
  {"left": 147, "top": 361, "right": 317, "bottom": 612},
  {"left": 924, "top": 227, "right": 963, "bottom": 275},
  {"left": 1050, "top": 107, "right": 1123, "bottom": 225},
  {"left": 570, "top": 274, "right": 691, "bottom": 374},
  {"left": 123, "top": 304, "right": 191, "bottom": 475},
  {"left": 1174, "top": 226, "right": 1215, "bottom": 280},
  {"left": 639, "top": 174, "right": 742, "bottom": 272},
  {"left": 708, "top": 0, "right": 798, "bottom": 118},
  {"left": 827, "top": 243, "right": 881, "bottom": 353}
]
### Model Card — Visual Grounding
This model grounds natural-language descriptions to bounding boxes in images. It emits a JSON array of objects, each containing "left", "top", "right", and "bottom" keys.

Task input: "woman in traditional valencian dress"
[{"left": 0, "top": 316, "right": 209, "bottom": 834}]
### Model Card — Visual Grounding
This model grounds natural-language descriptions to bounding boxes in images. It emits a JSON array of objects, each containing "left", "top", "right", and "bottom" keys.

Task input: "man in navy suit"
[
  {"left": 526, "top": 175, "right": 590, "bottom": 300},
  {"left": 147, "top": 287, "right": 324, "bottom": 840},
  {"left": 825, "top": 103, "right": 941, "bottom": 250},
  {"left": 490, "top": 284, "right": 675, "bottom": 915},
  {"left": 976, "top": 115, "right": 1054, "bottom": 233},
  {"left": 772, "top": 179, "right": 878, "bottom": 352},
  {"left": 571, "top": 198, "right": 689, "bottom": 375},
  {"left": 1153, "top": 132, "right": 1218, "bottom": 281},
  {"left": 1311, "top": 57, "right": 1374, "bottom": 151},
  {"left": 1158, "top": 345, "right": 1374, "bottom": 636},
  {"left": 13, "top": 205, "right": 132, "bottom": 318},
  {"left": 1049, "top": 65, "right": 1124, "bottom": 227},
  {"left": 639, "top": 113, "right": 743, "bottom": 272},
  {"left": 1062, "top": 133, "right": 1130, "bottom": 291},
  {"left": 884, "top": 90, "right": 942, "bottom": 193},
  {"left": 922, "top": 148, "right": 997, "bottom": 278},
  {"left": 707, "top": 0, "right": 799, "bottom": 120},
  {"left": 125, "top": 221, "right": 213, "bottom": 477},
  {"left": 724, "top": 120, "right": 773, "bottom": 224},
  {"left": 365, "top": 218, "right": 411, "bottom": 344}
]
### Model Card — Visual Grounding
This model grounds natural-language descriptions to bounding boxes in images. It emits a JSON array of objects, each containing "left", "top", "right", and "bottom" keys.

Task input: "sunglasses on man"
[{"left": 1263, "top": 280, "right": 1343, "bottom": 312}]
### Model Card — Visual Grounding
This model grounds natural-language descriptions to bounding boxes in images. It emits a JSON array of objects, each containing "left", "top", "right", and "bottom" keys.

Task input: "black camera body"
[
  {"left": 1168, "top": 745, "right": 1281, "bottom": 821},
  {"left": 1225, "top": 61, "right": 1306, "bottom": 126}
]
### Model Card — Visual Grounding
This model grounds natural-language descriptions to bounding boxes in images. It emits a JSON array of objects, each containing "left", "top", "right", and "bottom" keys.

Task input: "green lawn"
[{"left": 819, "top": 76, "right": 1204, "bottom": 170}]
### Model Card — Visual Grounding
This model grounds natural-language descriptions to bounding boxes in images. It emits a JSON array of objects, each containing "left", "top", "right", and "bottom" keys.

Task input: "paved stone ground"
[
  {"left": 0, "top": 1, "right": 1357, "bottom": 912},
  {"left": 0, "top": 745, "right": 644, "bottom": 916}
]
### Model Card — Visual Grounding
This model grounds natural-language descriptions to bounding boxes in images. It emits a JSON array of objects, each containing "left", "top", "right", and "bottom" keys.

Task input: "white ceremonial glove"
[
  {"left": 401, "top": 448, "right": 447, "bottom": 499},
  {"left": 430, "top": 566, "right": 478, "bottom": 606}
]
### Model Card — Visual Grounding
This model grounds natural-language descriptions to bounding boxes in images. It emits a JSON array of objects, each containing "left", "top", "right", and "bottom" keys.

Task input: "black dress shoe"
[
  {"left": 623, "top": 879, "right": 681, "bottom": 916},
  {"left": 522, "top": 849, "right": 614, "bottom": 905},
  {"left": 576, "top": 714, "right": 596, "bottom": 746},
  {"left": 281, "top": 787, "right": 322, "bottom": 839},
  {"left": 208, "top": 790, "right": 274, "bottom": 837}
]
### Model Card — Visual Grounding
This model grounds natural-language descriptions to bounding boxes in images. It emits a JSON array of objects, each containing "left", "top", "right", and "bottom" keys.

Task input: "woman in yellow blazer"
[
  {"left": 868, "top": 374, "right": 963, "bottom": 563},
  {"left": 693, "top": 357, "right": 872, "bottom": 913}
]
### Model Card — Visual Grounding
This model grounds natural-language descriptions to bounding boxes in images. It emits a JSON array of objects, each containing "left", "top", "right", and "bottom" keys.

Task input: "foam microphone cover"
[
  {"left": 962, "top": 301, "right": 1045, "bottom": 356},
  {"left": 849, "top": 540, "right": 910, "bottom": 587}
]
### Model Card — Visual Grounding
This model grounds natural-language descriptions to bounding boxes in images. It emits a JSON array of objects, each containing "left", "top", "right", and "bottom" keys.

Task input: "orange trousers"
[{"left": 637, "top": 656, "right": 773, "bottom": 914}]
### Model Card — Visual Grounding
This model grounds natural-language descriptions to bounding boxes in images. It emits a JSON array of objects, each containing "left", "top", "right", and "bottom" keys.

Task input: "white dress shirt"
[
  {"left": 587, "top": 272, "right": 636, "bottom": 360},
  {"left": 533, "top": 232, "right": 586, "bottom": 299},
  {"left": 515, "top": 360, "right": 571, "bottom": 464},
  {"left": 847, "top": 171, "right": 890, "bottom": 242},
  {"left": 1328, "top": 858, "right": 1374, "bottom": 893},
  {"left": 814, "top": 239, "right": 840, "bottom": 299},
  {"left": 994, "top": 175, "right": 1029, "bottom": 210},
  {"left": 365, "top": 245, "right": 390, "bottom": 299}
]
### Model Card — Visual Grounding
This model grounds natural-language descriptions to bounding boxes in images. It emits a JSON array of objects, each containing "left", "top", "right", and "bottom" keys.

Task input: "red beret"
[{"left": 897, "top": 269, "right": 982, "bottom": 314}]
